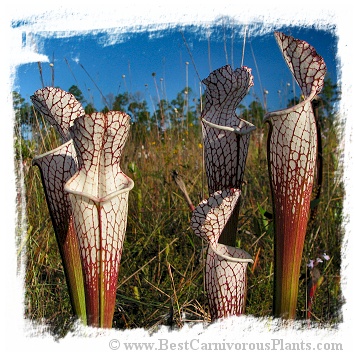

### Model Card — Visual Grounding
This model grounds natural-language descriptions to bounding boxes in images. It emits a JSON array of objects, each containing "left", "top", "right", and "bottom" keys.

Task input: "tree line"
[{"left": 13, "top": 75, "right": 340, "bottom": 145}]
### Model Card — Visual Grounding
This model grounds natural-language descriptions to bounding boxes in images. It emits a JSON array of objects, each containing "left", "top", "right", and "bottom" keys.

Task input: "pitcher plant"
[
  {"left": 31, "top": 87, "right": 134, "bottom": 327},
  {"left": 191, "top": 65, "right": 255, "bottom": 321},
  {"left": 264, "top": 32, "right": 327, "bottom": 319},
  {"left": 191, "top": 188, "right": 253, "bottom": 320},
  {"left": 32, "top": 87, "right": 87, "bottom": 324}
]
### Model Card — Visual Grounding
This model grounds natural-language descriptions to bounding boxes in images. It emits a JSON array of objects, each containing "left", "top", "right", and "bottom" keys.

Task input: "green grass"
[{"left": 18, "top": 102, "right": 344, "bottom": 337}]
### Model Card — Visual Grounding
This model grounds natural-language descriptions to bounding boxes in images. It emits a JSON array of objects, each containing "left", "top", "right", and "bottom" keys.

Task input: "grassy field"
[{"left": 16, "top": 87, "right": 344, "bottom": 338}]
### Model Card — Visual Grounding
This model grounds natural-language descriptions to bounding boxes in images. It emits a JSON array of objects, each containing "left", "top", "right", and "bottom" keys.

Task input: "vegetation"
[{"left": 14, "top": 74, "right": 343, "bottom": 337}]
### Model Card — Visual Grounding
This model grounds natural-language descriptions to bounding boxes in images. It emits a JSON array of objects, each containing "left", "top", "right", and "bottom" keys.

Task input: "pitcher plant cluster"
[
  {"left": 32, "top": 88, "right": 134, "bottom": 327},
  {"left": 31, "top": 31, "right": 327, "bottom": 327}
]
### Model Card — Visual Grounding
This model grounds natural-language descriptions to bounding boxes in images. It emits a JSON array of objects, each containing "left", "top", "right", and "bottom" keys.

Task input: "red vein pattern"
[
  {"left": 65, "top": 112, "right": 134, "bottom": 327},
  {"left": 274, "top": 32, "right": 326, "bottom": 98},
  {"left": 191, "top": 66, "right": 254, "bottom": 321},
  {"left": 31, "top": 87, "right": 134, "bottom": 327},
  {"left": 205, "top": 244, "right": 252, "bottom": 319},
  {"left": 264, "top": 32, "right": 326, "bottom": 318},
  {"left": 33, "top": 142, "right": 77, "bottom": 247},
  {"left": 31, "top": 87, "right": 85, "bottom": 142},
  {"left": 201, "top": 65, "right": 255, "bottom": 194},
  {"left": 31, "top": 88, "right": 86, "bottom": 321},
  {"left": 191, "top": 189, "right": 253, "bottom": 320},
  {"left": 191, "top": 189, "right": 241, "bottom": 247}
]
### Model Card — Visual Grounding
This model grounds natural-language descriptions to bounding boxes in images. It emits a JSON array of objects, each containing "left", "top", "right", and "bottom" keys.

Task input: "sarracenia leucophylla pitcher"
[
  {"left": 191, "top": 65, "right": 255, "bottom": 321},
  {"left": 32, "top": 87, "right": 134, "bottom": 328},
  {"left": 264, "top": 32, "right": 326, "bottom": 319}
]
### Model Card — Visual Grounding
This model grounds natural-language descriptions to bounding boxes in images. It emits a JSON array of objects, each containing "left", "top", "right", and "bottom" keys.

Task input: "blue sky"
[{"left": 14, "top": 24, "right": 338, "bottom": 115}]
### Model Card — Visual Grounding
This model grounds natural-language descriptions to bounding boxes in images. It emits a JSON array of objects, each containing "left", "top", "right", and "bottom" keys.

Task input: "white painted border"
[{"left": 1, "top": 1, "right": 353, "bottom": 354}]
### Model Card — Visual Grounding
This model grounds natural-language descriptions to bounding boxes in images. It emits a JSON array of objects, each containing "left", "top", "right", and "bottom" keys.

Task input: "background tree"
[
  {"left": 84, "top": 103, "right": 96, "bottom": 114},
  {"left": 13, "top": 91, "right": 34, "bottom": 134},
  {"left": 240, "top": 99, "right": 265, "bottom": 128},
  {"left": 112, "top": 92, "right": 129, "bottom": 112},
  {"left": 68, "top": 85, "right": 85, "bottom": 104},
  {"left": 316, "top": 75, "right": 341, "bottom": 126}
]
